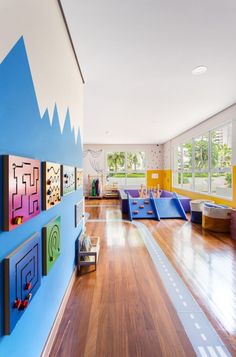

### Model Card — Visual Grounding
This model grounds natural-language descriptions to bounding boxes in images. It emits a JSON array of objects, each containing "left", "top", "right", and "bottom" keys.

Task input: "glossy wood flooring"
[
  {"left": 142, "top": 216, "right": 236, "bottom": 355},
  {"left": 50, "top": 199, "right": 236, "bottom": 356}
]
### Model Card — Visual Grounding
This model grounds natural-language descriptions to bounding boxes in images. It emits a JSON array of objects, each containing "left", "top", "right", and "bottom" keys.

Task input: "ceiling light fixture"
[{"left": 192, "top": 66, "right": 207, "bottom": 75}]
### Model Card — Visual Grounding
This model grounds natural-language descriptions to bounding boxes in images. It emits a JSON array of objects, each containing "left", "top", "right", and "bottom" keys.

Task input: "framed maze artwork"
[
  {"left": 3, "top": 155, "right": 41, "bottom": 231},
  {"left": 42, "top": 162, "right": 61, "bottom": 210},
  {"left": 42, "top": 216, "right": 61, "bottom": 275},
  {"left": 75, "top": 168, "right": 83, "bottom": 190},
  {"left": 61, "top": 165, "right": 75, "bottom": 195},
  {"left": 4, "top": 233, "right": 42, "bottom": 334}
]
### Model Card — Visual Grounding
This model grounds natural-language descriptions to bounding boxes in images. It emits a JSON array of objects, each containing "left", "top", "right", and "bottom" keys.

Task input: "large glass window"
[
  {"left": 107, "top": 152, "right": 125, "bottom": 172},
  {"left": 194, "top": 134, "right": 209, "bottom": 193},
  {"left": 182, "top": 141, "right": 193, "bottom": 190},
  {"left": 194, "top": 134, "right": 209, "bottom": 171},
  {"left": 173, "top": 145, "right": 182, "bottom": 188},
  {"left": 106, "top": 151, "right": 146, "bottom": 186},
  {"left": 210, "top": 124, "right": 232, "bottom": 198},
  {"left": 183, "top": 142, "right": 192, "bottom": 171},
  {"left": 172, "top": 122, "right": 232, "bottom": 198}
]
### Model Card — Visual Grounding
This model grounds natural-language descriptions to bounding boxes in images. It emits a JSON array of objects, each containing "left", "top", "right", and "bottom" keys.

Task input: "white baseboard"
[{"left": 41, "top": 268, "right": 77, "bottom": 357}]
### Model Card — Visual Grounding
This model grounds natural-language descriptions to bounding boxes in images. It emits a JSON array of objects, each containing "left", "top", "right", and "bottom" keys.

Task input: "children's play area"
[
  {"left": 119, "top": 184, "right": 235, "bottom": 236},
  {"left": 1, "top": 1, "right": 236, "bottom": 357}
]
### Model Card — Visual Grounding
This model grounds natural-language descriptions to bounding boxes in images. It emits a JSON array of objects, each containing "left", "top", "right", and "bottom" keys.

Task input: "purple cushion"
[
  {"left": 179, "top": 199, "right": 191, "bottom": 213},
  {"left": 160, "top": 190, "right": 172, "bottom": 198},
  {"left": 124, "top": 189, "right": 140, "bottom": 198}
]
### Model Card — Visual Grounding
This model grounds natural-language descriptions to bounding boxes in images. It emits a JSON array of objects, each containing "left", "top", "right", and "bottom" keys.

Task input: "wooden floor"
[
  {"left": 50, "top": 199, "right": 236, "bottom": 356},
  {"left": 143, "top": 216, "right": 236, "bottom": 355}
]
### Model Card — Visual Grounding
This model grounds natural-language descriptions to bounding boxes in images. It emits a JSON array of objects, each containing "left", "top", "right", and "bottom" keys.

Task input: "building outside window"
[{"left": 172, "top": 122, "right": 232, "bottom": 198}]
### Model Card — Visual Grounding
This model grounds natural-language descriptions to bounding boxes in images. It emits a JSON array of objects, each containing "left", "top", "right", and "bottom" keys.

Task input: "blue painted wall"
[{"left": 0, "top": 37, "right": 83, "bottom": 356}]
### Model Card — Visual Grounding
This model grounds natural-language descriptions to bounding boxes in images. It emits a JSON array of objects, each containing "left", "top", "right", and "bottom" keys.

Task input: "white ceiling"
[{"left": 61, "top": 0, "right": 236, "bottom": 144}]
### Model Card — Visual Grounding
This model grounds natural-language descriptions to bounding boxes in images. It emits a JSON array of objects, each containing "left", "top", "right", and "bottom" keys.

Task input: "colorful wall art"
[
  {"left": 3, "top": 155, "right": 41, "bottom": 231},
  {"left": 61, "top": 165, "right": 75, "bottom": 195},
  {"left": 4, "top": 233, "right": 42, "bottom": 335},
  {"left": 42, "top": 216, "right": 61, "bottom": 275},
  {"left": 42, "top": 162, "right": 61, "bottom": 210},
  {"left": 0, "top": 16, "right": 83, "bottom": 356},
  {"left": 75, "top": 200, "right": 84, "bottom": 228},
  {"left": 75, "top": 168, "right": 83, "bottom": 189}
]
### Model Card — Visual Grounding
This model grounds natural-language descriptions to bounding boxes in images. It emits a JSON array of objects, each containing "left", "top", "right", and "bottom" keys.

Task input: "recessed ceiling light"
[{"left": 192, "top": 66, "right": 207, "bottom": 75}]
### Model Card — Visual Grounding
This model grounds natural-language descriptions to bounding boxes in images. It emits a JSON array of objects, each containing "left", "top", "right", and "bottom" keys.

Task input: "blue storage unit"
[
  {"left": 190, "top": 200, "right": 214, "bottom": 224},
  {"left": 191, "top": 211, "right": 202, "bottom": 224}
]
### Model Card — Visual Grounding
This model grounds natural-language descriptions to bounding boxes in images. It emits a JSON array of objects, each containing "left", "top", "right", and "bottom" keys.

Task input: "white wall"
[
  {"left": 0, "top": 0, "right": 83, "bottom": 139},
  {"left": 163, "top": 141, "right": 171, "bottom": 170}
]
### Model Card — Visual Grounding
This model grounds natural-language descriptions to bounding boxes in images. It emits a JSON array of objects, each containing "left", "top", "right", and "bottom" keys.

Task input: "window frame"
[
  {"left": 182, "top": 140, "right": 193, "bottom": 191},
  {"left": 172, "top": 121, "right": 233, "bottom": 199},
  {"left": 106, "top": 151, "right": 146, "bottom": 186}
]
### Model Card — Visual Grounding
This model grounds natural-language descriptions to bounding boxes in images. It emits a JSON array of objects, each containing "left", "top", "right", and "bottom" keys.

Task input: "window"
[
  {"left": 194, "top": 134, "right": 209, "bottom": 193},
  {"left": 107, "top": 152, "right": 126, "bottom": 172},
  {"left": 172, "top": 122, "right": 232, "bottom": 198},
  {"left": 173, "top": 145, "right": 182, "bottom": 188},
  {"left": 106, "top": 151, "right": 146, "bottom": 186},
  {"left": 210, "top": 125, "right": 232, "bottom": 198},
  {"left": 183, "top": 141, "right": 193, "bottom": 190},
  {"left": 107, "top": 152, "right": 126, "bottom": 185}
]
